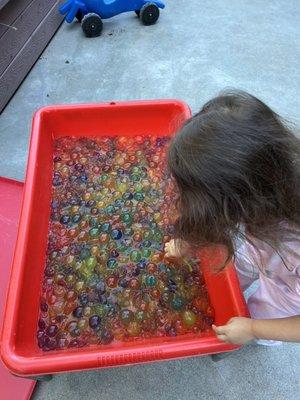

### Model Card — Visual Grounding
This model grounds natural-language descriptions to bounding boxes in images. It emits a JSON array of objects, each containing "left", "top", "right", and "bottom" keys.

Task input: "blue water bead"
[
  {"left": 111, "top": 229, "right": 122, "bottom": 240},
  {"left": 60, "top": 215, "right": 70, "bottom": 224},
  {"left": 114, "top": 199, "right": 124, "bottom": 208},
  {"left": 142, "top": 240, "right": 152, "bottom": 248},
  {"left": 80, "top": 174, "right": 88, "bottom": 182},
  {"left": 79, "top": 292, "right": 89, "bottom": 306},
  {"left": 137, "top": 259, "right": 147, "bottom": 269},
  {"left": 123, "top": 192, "right": 133, "bottom": 200}
]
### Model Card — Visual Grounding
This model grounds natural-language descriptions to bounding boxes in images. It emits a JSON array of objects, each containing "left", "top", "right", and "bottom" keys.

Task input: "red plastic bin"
[{"left": 1, "top": 100, "right": 248, "bottom": 377}]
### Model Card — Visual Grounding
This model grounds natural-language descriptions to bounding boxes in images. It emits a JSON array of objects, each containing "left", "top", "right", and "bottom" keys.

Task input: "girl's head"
[{"left": 168, "top": 90, "right": 300, "bottom": 262}]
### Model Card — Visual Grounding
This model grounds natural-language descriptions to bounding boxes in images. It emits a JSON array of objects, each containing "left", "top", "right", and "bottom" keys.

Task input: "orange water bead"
[
  {"left": 78, "top": 231, "right": 89, "bottom": 241},
  {"left": 65, "top": 289, "right": 77, "bottom": 302},
  {"left": 193, "top": 297, "right": 209, "bottom": 312},
  {"left": 133, "top": 232, "right": 142, "bottom": 242},
  {"left": 68, "top": 228, "right": 78, "bottom": 238},
  {"left": 53, "top": 285, "right": 66, "bottom": 298},
  {"left": 99, "top": 233, "right": 109, "bottom": 244},
  {"left": 64, "top": 301, "right": 76, "bottom": 315},
  {"left": 113, "top": 328, "right": 125, "bottom": 341},
  {"left": 91, "top": 245, "right": 100, "bottom": 256},
  {"left": 150, "top": 289, "right": 160, "bottom": 299},
  {"left": 79, "top": 220, "right": 89, "bottom": 230},
  {"left": 79, "top": 157, "right": 87, "bottom": 165},
  {"left": 54, "top": 162, "right": 62, "bottom": 171},
  {"left": 129, "top": 278, "right": 140, "bottom": 290},
  {"left": 151, "top": 253, "right": 163, "bottom": 263},
  {"left": 127, "top": 322, "right": 141, "bottom": 337},
  {"left": 147, "top": 263, "right": 157, "bottom": 273}
]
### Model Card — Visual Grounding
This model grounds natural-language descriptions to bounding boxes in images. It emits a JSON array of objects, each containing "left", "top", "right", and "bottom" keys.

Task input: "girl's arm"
[{"left": 212, "top": 315, "right": 300, "bottom": 345}]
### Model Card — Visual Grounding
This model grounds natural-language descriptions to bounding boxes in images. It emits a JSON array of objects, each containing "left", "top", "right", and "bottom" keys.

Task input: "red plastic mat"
[{"left": 0, "top": 177, "right": 35, "bottom": 398}]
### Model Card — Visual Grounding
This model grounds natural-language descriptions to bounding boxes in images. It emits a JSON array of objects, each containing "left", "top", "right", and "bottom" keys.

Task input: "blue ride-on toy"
[{"left": 59, "top": 0, "right": 165, "bottom": 37}]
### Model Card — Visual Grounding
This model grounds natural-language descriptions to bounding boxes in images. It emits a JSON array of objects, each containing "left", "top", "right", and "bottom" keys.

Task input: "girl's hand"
[
  {"left": 164, "top": 239, "right": 190, "bottom": 259},
  {"left": 212, "top": 317, "right": 255, "bottom": 345}
]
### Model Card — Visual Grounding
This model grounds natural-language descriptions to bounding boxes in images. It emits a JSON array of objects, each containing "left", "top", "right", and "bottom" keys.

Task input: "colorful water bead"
[{"left": 39, "top": 135, "right": 214, "bottom": 351}]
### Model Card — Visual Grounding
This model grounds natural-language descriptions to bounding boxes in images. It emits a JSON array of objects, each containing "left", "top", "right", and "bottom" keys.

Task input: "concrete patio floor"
[{"left": 0, "top": 0, "right": 299, "bottom": 399}]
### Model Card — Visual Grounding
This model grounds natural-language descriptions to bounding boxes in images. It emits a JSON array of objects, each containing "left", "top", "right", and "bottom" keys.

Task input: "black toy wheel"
[
  {"left": 135, "top": 10, "right": 140, "bottom": 17},
  {"left": 140, "top": 3, "right": 159, "bottom": 25},
  {"left": 81, "top": 13, "right": 103, "bottom": 37},
  {"left": 75, "top": 11, "right": 83, "bottom": 23}
]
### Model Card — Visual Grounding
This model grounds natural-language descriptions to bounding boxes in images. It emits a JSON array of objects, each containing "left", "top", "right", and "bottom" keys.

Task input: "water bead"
[
  {"left": 127, "top": 322, "right": 141, "bottom": 337},
  {"left": 121, "top": 213, "right": 132, "bottom": 224},
  {"left": 120, "top": 309, "right": 134, "bottom": 326},
  {"left": 100, "top": 329, "right": 114, "bottom": 344},
  {"left": 111, "top": 229, "right": 122, "bottom": 240},
  {"left": 133, "top": 192, "right": 144, "bottom": 201},
  {"left": 145, "top": 275, "right": 157, "bottom": 287},
  {"left": 107, "top": 259, "right": 118, "bottom": 269},
  {"left": 171, "top": 297, "right": 184, "bottom": 310},
  {"left": 40, "top": 135, "right": 214, "bottom": 350},
  {"left": 182, "top": 310, "right": 197, "bottom": 327},
  {"left": 130, "top": 250, "right": 141, "bottom": 263},
  {"left": 89, "top": 315, "right": 101, "bottom": 329},
  {"left": 73, "top": 306, "right": 84, "bottom": 318},
  {"left": 107, "top": 275, "right": 118, "bottom": 288}
]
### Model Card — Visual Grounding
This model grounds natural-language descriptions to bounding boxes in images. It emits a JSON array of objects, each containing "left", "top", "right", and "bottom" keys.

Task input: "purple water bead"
[
  {"left": 72, "top": 306, "right": 84, "bottom": 318},
  {"left": 100, "top": 329, "right": 114, "bottom": 345},
  {"left": 46, "top": 324, "right": 59, "bottom": 337},
  {"left": 38, "top": 319, "right": 46, "bottom": 330},
  {"left": 40, "top": 302, "right": 48, "bottom": 312},
  {"left": 89, "top": 315, "right": 101, "bottom": 329},
  {"left": 96, "top": 280, "right": 106, "bottom": 295}
]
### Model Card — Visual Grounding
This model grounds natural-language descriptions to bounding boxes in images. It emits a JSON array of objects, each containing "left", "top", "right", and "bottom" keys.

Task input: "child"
[{"left": 165, "top": 90, "right": 300, "bottom": 345}]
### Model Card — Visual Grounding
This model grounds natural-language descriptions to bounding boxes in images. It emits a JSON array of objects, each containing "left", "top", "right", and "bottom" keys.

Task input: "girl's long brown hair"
[{"left": 168, "top": 90, "right": 300, "bottom": 267}]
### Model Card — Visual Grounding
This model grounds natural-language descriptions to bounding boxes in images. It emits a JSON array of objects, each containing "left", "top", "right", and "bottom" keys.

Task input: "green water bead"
[
  {"left": 100, "top": 174, "right": 109, "bottom": 182},
  {"left": 171, "top": 297, "right": 184, "bottom": 310},
  {"left": 135, "top": 183, "right": 143, "bottom": 192},
  {"left": 124, "top": 227, "right": 134, "bottom": 236},
  {"left": 131, "top": 166, "right": 140, "bottom": 174},
  {"left": 86, "top": 257, "right": 97, "bottom": 270},
  {"left": 121, "top": 213, "right": 133, "bottom": 224},
  {"left": 145, "top": 275, "right": 157, "bottom": 287},
  {"left": 131, "top": 174, "right": 140, "bottom": 182},
  {"left": 89, "top": 227, "right": 100, "bottom": 237},
  {"left": 142, "top": 248, "right": 152, "bottom": 258},
  {"left": 94, "top": 304, "right": 106, "bottom": 318},
  {"left": 107, "top": 259, "right": 118, "bottom": 269},
  {"left": 106, "top": 205, "right": 115, "bottom": 214},
  {"left": 182, "top": 310, "right": 197, "bottom": 327},
  {"left": 130, "top": 250, "right": 142, "bottom": 263},
  {"left": 134, "top": 192, "right": 144, "bottom": 201}
]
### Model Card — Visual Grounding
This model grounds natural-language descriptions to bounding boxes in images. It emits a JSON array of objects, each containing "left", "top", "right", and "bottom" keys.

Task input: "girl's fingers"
[
  {"left": 216, "top": 334, "right": 228, "bottom": 342},
  {"left": 212, "top": 324, "right": 227, "bottom": 334}
]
